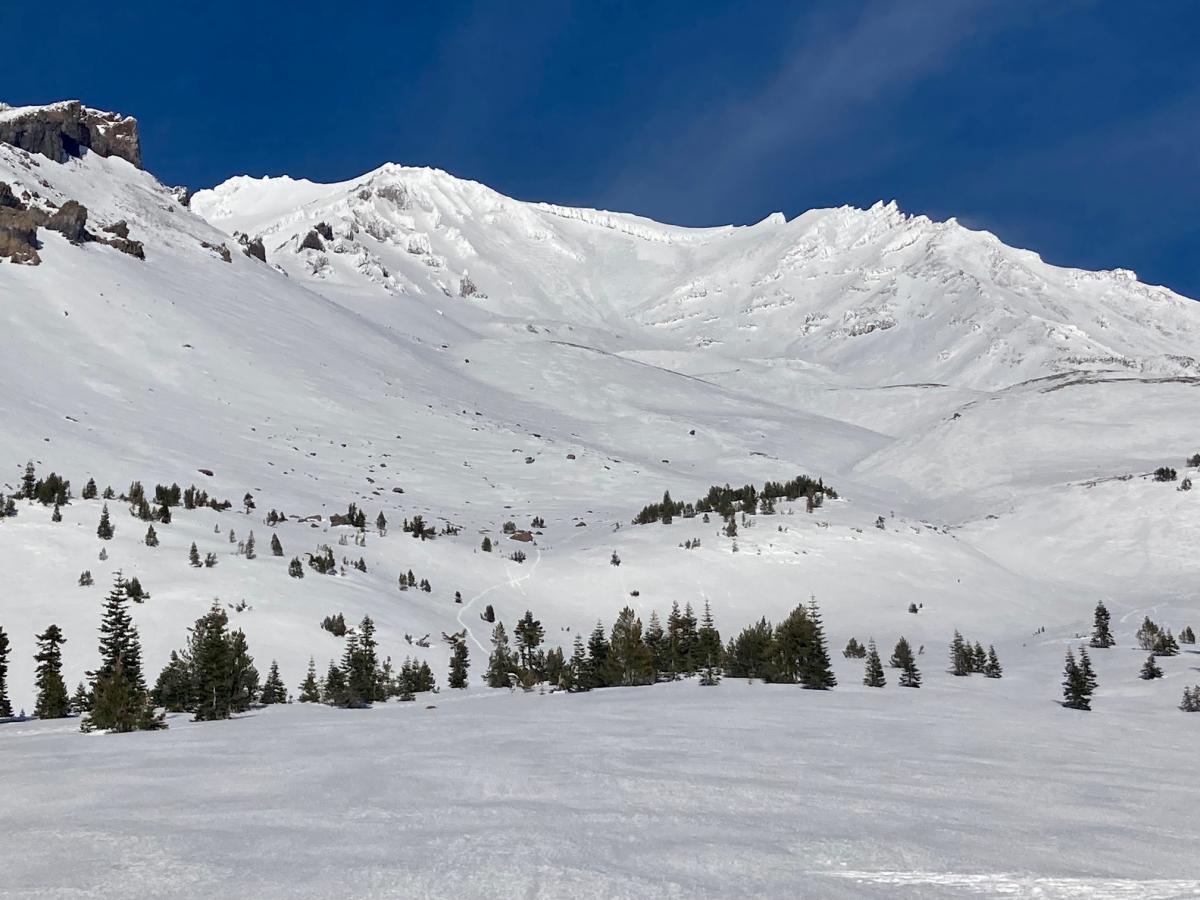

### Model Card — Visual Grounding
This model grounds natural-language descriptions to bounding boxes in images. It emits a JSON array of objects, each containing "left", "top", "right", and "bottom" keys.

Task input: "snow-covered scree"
[
  {"left": 3, "top": 681, "right": 1200, "bottom": 900},
  {"left": 1, "top": 111, "right": 1200, "bottom": 897}
]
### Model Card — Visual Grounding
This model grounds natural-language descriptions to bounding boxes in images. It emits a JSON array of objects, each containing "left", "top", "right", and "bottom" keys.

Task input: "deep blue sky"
[{"left": 5, "top": 0, "right": 1199, "bottom": 297}]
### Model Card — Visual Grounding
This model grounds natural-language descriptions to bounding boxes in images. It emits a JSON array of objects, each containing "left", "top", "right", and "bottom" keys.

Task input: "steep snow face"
[{"left": 194, "top": 169, "right": 1200, "bottom": 390}]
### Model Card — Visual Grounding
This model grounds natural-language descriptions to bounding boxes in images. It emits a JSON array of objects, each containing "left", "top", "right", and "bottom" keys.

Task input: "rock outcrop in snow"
[{"left": 0, "top": 100, "right": 142, "bottom": 168}]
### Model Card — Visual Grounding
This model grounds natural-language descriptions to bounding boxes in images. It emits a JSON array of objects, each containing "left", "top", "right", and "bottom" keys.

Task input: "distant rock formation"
[{"left": 0, "top": 101, "right": 142, "bottom": 168}]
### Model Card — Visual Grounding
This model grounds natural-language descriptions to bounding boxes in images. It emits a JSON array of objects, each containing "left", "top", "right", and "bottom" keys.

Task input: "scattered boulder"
[
  {"left": 299, "top": 228, "right": 325, "bottom": 252},
  {"left": 237, "top": 232, "right": 266, "bottom": 262},
  {"left": 314, "top": 221, "right": 334, "bottom": 242},
  {"left": 106, "top": 236, "right": 144, "bottom": 260},
  {"left": 45, "top": 200, "right": 89, "bottom": 244},
  {"left": 170, "top": 185, "right": 192, "bottom": 207},
  {"left": 102, "top": 220, "right": 129, "bottom": 239},
  {"left": 510, "top": 530, "right": 534, "bottom": 543},
  {"left": 201, "top": 240, "right": 232, "bottom": 263}
]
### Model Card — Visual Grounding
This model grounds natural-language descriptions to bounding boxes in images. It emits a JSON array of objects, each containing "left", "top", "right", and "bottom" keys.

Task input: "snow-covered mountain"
[
  {"left": 0, "top": 101, "right": 1197, "bottom": 717},
  {"left": 193, "top": 164, "right": 1200, "bottom": 390}
]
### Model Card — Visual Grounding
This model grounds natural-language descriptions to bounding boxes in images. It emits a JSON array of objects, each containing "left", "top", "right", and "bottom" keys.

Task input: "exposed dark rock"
[
  {"left": 105, "top": 236, "right": 144, "bottom": 260},
  {"left": 0, "top": 101, "right": 142, "bottom": 167},
  {"left": 45, "top": 200, "right": 89, "bottom": 244},
  {"left": 299, "top": 228, "right": 325, "bottom": 252},
  {"left": 0, "top": 181, "right": 19, "bottom": 209},
  {"left": 0, "top": 206, "right": 42, "bottom": 264},
  {"left": 201, "top": 240, "right": 232, "bottom": 263},
  {"left": 170, "top": 185, "right": 192, "bottom": 207},
  {"left": 314, "top": 221, "right": 333, "bottom": 241},
  {"left": 102, "top": 219, "right": 129, "bottom": 239},
  {"left": 236, "top": 231, "right": 266, "bottom": 262}
]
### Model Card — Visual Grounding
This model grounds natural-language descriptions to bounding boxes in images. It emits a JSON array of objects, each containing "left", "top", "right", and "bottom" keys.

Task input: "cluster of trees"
[
  {"left": 486, "top": 600, "right": 725, "bottom": 692},
  {"left": 152, "top": 602, "right": 260, "bottom": 719},
  {"left": 397, "top": 569, "right": 433, "bottom": 592},
  {"left": 299, "top": 617, "right": 439, "bottom": 707},
  {"left": 723, "top": 599, "right": 836, "bottom": 688},
  {"left": 633, "top": 474, "right": 837, "bottom": 525},
  {"left": 1062, "top": 646, "right": 1098, "bottom": 710},
  {"left": 949, "top": 631, "right": 1002, "bottom": 677},
  {"left": 1135, "top": 616, "right": 1183, "bottom": 656}
]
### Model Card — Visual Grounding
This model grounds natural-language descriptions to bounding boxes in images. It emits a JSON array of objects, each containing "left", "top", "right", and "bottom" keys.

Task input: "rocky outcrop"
[
  {"left": 299, "top": 228, "right": 325, "bottom": 252},
  {"left": 237, "top": 232, "right": 266, "bottom": 262},
  {"left": 0, "top": 101, "right": 142, "bottom": 168},
  {"left": 0, "top": 181, "right": 45, "bottom": 264},
  {"left": 46, "top": 200, "right": 89, "bottom": 243}
]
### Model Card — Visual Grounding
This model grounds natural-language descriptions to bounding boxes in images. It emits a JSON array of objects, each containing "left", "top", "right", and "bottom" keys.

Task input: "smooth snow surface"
[{"left": 4, "top": 682, "right": 1200, "bottom": 899}]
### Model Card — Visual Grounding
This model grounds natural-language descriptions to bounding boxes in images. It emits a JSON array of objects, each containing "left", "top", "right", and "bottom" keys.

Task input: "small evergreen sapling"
[
  {"left": 97, "top": 503, "right": 114, "bottom": 540},
  {"left": 189, "top": 542, "right": 202, "bottom": 567},
  {"left": 270, "top": 533, "right": 283, "bottom": 557},
  {"left": 298, "top": 658, "right": 321, "bottom": 702},
  {"left": 863, "top": 640, "right": 886, "bottom": 688},
  {"left": 1089, "top": 602, "right": 1115, "bottom": 648},
  {"left": 984, "top": 645, "right": 1003, "bottom": 678},
  {"left": 1139, "top": 654, "right": 1163, "bottom": 680},
  {"left": 891, "top": 637, "right": 920, "bottom": 688}
]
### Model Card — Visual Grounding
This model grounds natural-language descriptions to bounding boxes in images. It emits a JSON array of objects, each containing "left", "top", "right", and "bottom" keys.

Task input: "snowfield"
[
  {"left": 2, "top": 113, "right": 1200, "bottom": 898},
  {"left": 3, "top": 679, "right": 1200, "bottom": 900}
]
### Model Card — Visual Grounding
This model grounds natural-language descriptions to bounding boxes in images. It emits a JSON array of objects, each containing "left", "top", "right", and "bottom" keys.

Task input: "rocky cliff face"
[{"left": 0, "top": 101, "right": 141, "bottom": 168}]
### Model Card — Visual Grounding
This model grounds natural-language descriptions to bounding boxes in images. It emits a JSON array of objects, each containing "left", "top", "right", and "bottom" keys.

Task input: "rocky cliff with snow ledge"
[{"left": 0, "top": 100, "right": 141, "bottom": 168}]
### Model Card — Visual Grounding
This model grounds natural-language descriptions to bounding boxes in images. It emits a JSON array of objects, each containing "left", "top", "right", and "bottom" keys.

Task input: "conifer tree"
[
  {"left": 34, "top": 624, "right": 70, "bottom": 718},
  {"left": 863, "top": 639, "right": 886, "bottom": 687},
  {"left": 191, "top": 602, "right": 235, "bottom": 720},
  {"left": 566, "top": 633, "right": 591, "bottom": 692},
  {"left": 971, "top": 641, "right": 986, "bottom": 673},
  {"left": 288, "top": 556, "right": 304, "bottom": 578},
  {"left": 78, "top": 570, "right": 94, "bottom": 586},
  {"left": 1180, "top": 686, "right": 1199, "bottom": 712},
  {"left": 270, "top": 533, "right": 283, "bottom": 557},
  {"left": 189, "top": 542, "right": 201, "bottom": 567},
  {"left": 298, "top": 658, "right": 321, "bottom": 702},
  {"left": 610, "top": 606, "right": 654, "bottom": 686},
  {"left": 485, "top": 622, "right": 516, "bottom": 688},
  {"left": 85, "top": 658, "right": 164, "bottom": 733},
  {"left": 481, "top": 536, "right": 492, "bottom": 552},
  {"left": 322, "top": 661, "right": 345, "bottom": 704},
  {"left": 1090, "top": 601, "right": 1115, "bottom": 648},
  {"left": 644, "top": 610, "right": 667, "bottom": 678},
  {"left": 82, "top": 478, "right": 97, "bottom": 500},
  {"left": 144, "top": 525, "right": 158, "bottom": 547},
  {"left": 1062, "top": 649, "right": 1090, "bottom": 710},
  {"left": 244, "top": 531, "right": 256, "bottom": 560},
  {"left": 586, "top": 619, "right": 613, "bottom": 688},
  {"left": 51, "top": 503, "right": 62, "bottom": 523},
  {"left": 696, "top": 599, "right": 722, "bottom": 673},
  {"left": 1079, "top": 646, "right": 1098, "bottom": 696},
  {"left": 261, "top": 660, "right": 287, "bottom": 703},
  {"left": 376, "top": 511, "right": 387, "bottom": 536},
  {"left": 949, "top": 630, "right": 970, "bottom": 676},
  {"left": 96, "top": 503, "right": 114, "bottom": 540},
  {"left": 798, "top": 597, "right": 836, "bottom": 690},
  {"left": 0, "top": 626, "right": 12, "bottom": 717},
  {"left": 152, "top": 651, "right": 192, "bottom": 712},
  {"left": 514, "top": 610, "right": 545, "bottom": 681},
  {"left": 984, "top": 645, "right": 1003, "bottom": 678},
  {"left": 94, "top": 572, "right": 144, "bottom": 691},
  {"left": 70, "top": 680, "right": 90, "bottom": 714},
  {"left": 891, "top": 637, "right": 921, "bottom": 688},
  {"left": 20, "top": 460, "right": 36, "bottom": 499},
  {"left": 446, "top": 633, "right": 470, "bottom": 689},
  {"left": 1140, "top": 653, "right": 1163, "bottom": 680},
  {"left": 227, "top": 629, "right": 259, "bottom": 713}
]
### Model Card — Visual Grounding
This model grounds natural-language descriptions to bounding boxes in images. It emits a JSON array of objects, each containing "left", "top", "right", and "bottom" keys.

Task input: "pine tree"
[
  {"left": 70, "top": 680, "right": 91, "bottom": 714},
  {"left": 298, "top": 657, "right": 321, "bottom": 702},
  {"left": 1090, "top": 601, "right": 1115, "bottom": 648},
  {"left": 798, "top": 597, "right": 836, "bottom": 690},
  {"left": 949, "top": 630, "right": 970, "bottom": 676},
  {"left": 94, "top": 571, "right": 144, "bottom": 691},
  {"left": 891, "top": 637, "right": 921, "bottom": 688},
  {"left": 485, "top": 622, "right": 516, "bottom": 688},
  {"left": 51, "top": 502, "right": 62, "bottom": 523},
  {"left": 376, "top": 511, "right": 387, "bottom": 536},
  {"left": 1179, "top": 686, "right": 1199, "bottom": 712},
  {"left": 261, "top": 660, "right": 287, "bottom": 703},
  {"left": 152, "top": 651, "right": 192, "bottom": 712},
  {"left": 1062, "top": 648, "right": 1090, "bottom": 710},
  {"left": 0, "top": 626, "right": 12, "bottom": 717},
  {"left": 696, "top": 599, "right": 722, "bottom": 674},
  {"left": 33, "top": 624, "right": 70, "bottom": 718},
  {"left": 481, "top": 536, "right": 492, "bottom": 552},
  {"left": 610, "top": 606, "right": 654, "bottom": 686},
  {"left": 85, "top": 658, "right": 164, "bottom": 733},
  {"left": 984, "top": 645, "right": 1003, "bottom": 678},
  {"left": 1181, "top": 626, "right": 1196, "bottom": 645},
  {"left": 644, "top": 610, "right": 666, "bottom": 678},
  {"left": 971, "top": 642, "right": 986, "bottom": 673},
  {"left": 189, "top": 542, "right": 201, "bottom": 567},
  {"left": 863, "top": 639, "right": 886, "bottom": 687},
  {"left": 447, "top": 633, "right": 470, "bottom": 689},
  {"left": 82, "top": 478, "right": 97, "bottom": 500},
  {"left": 1079, "top": 646, "right": 1097, "bottom": 696},
  {"left": 144, "top": 525, "right": 158, "bottom": 547},
  {"left": 514, "top": 610, "right": 545, "bottom": 681},
  {"left": 288, "top": 556, "right": 304, "bottom": 578},
  {"left": 191, "top": 602, "right": 235, "bottom": 720},
  {"left": 322, "top": 661, "right": 346, "bottom": 704},
  {"left": 96, "top": 503, "right": 114, "bottom": 540},
  {"left": 1140, "top": 653, "right": 1163, "bottom": 680},
  {"left": 245, "top": 531, "right": 257, "bottom": 560},
  {"left": 270, "top": 533, "right": 283, "bottom": 557},
  {"left": 227, "top": 629, "right": 259, "bottom": 713},
  {"left": 566, "top": 633, "right": 591, "bottom": 692},
  {"left": 20, "top": 460, "right": 36, "bottom": 499},
  {"left": 586, "top": 619, "right": 613, "bottom": 688}
]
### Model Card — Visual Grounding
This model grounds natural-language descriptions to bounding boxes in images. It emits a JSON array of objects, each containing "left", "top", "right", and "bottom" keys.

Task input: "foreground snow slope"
[{"left": 3, "top": 678, "right": 1200, "bottom": 900}]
